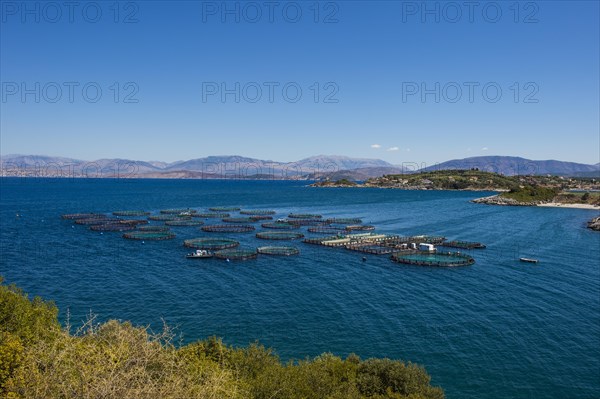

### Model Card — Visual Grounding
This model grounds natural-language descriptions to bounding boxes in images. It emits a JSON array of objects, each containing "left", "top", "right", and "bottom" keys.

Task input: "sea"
[{"left": 1, "top": 177, "right": 598, "bottom": 399}]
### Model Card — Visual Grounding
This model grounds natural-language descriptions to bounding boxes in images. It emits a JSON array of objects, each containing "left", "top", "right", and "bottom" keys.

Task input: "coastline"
[{"left": 537, "top": 202, "right": 600, "bottom": 210}]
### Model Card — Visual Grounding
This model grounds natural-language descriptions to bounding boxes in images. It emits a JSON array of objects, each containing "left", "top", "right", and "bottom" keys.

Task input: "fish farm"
[
  {"left": 61, "top": 213, "right": 103, "bottom": 220},
  {"left": 288, "top": 213, "right": 322, "bottom": 219},
  {"left": 75, "top": 217, "right": 120, "bottom": 225},
  {"left": 256, "top": 231, "right": 305, "bottom": 240},
  {"left": 90, "top": 223, "right": 137, "bottom": 232},
  {"left": 184, "top": 238, "right": 240, "bottom": 250},
  {"left": 440, "top": 241, "right": 487, "bottom": 249},
  {"left": 345, "top": 225, "right": 376, "bottom": 232},
  {"left": 209, "top": 207, "right": 241, "bottom": 212},
  {"left": 201, "top": 225, "right": 255, "bottom": 233},
  {"left": 148, "top": 215, "right": 191, "bottom": 221},
  {"left": 61, "top": 206, "right": 486, "bottom": 267},
  {"left": 222, "top": 217, "right": 256, "bottom": 223},
  {"left": 261, "top": 222, "right": 299, "bottom": 230},
  {"left": 160, "top": 208, "right": 197, "bottom": 215},
  {"left": 112, "top": 210, "right": 150, "bottom": 217},
  {"left": 257, "top": 246, "right": 300, "bottom": 256},
  {"left": 165, "top": 220, "right": 204, "bottom": 227},
  {"left": 194, "top": 213, "right": 230, "bottom": 219},
  {"left": 240, "top": 210, "right": 276, "bottom": 215},
  {"left": 122, "top": 231, "right": 176, "bottom": 241},
  {"left": 391, "top": 252, "right": 475, "bottom": 267},
  {"left": 307, "top": 226, "right": 345, "bottom": 234},
  {"left": 138, "top": 226, "right": 171, "bottom": 232},
  {"left": 326, "top": 218, "right": 363, "bottom": 225},
  {"left": 214, "top": 248, "right": 258, "bottom": 260},
  {"left": 249, "top": 215, "right": 273, "bottom": 221},
  {"left": 288, "top": 219, "right": 327, "bottom": 226}
]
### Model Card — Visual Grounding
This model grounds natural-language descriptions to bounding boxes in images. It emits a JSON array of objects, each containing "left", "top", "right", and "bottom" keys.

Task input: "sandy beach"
[{"left": 538, "top": 203, "right": 600, "bottom": 210}]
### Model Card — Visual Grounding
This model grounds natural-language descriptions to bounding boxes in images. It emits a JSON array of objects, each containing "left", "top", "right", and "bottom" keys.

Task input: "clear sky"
[{"left": 1, "top": 0, "right": 599, "bottom": 165}]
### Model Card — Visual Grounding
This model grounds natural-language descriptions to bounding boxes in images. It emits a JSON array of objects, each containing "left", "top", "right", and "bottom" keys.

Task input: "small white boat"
[
  {"left": 520, "top": 257, "right": 539, "bottom": 264},
  {"left": 186, "top": 249, "right": 213, "bottom": 259}
]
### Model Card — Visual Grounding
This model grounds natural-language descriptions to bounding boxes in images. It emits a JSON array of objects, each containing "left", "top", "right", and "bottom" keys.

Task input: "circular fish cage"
[
  {"left": 75, "top": 217, "right": 119, "bottom": 225},
  {"left": 240, "top": 210, "right": 276, "bottom": 215},
  {"left": 209, "top": 207, "right": 241, "bottom": 212},
  {"left": 345, "top": 225, "right": 376, "bottom": 232},
  {"left": 249, "top": 215, "right": 273, "bottom": 221},
  {"left": 257, "top": 246, "right": 300, "bottom": 256},
  {"left": 307, "top": 226, "right": 345, "bottom": 234},
  {"left": 288, "top": 219, "right": 327, "bottom": 226},
  {"left": 201, "top": 225, "right": 255, "bottom": 233},
  {"left": 222, "top": 217, "right": 256, "bottom": 224},
  {"left": 391, "top": 252, "right": 475, "bottom": 267},
  {"left": 90, "top": 223, "right": 136, "bottom": 232},
  {"left": 165, "top": 220, "right": 205, "bottom": 227},
  {"left": 288, "top": 213, "right": 322, "bottom": 219},
  {"left": 441, "top": 240, "right": 486, "bottom": 249},
  {"left": 112, "top": 210, "right": 150, "bottom": 217},
  {"left": 61, "top": 213, "right": 104, "bottom": 220},
  {"left": 194, "top": 213, "right": 231, "bottom": 219},
  {"left": 138, "top": 225, "right": 171, "bottom": 232},
  {"left": 184, "top": 238, "right": 239, "bottom": 250},
  {"left": 256, "top": 231, "right": 305, "bottom": 240},
  {"left": 214, "top": 248, "right": 258, "bottom": 261},
  {"left": 148, "top": 215, "right": 192, "bottom": 222},
  {"left": 326, "top": 218, "right": 363, "bottom": 225},
  {"left": 261, "top": 222, "right": 299, "bottom": 230},
  {"left": 119, "top": 219, "right": 149, "bottom": 226},
  {"left": 160, "top": 208, "right": 197, "bottom": 215},
  {"left": 123, "top": 231, "right": 176, "bottom": 241}
]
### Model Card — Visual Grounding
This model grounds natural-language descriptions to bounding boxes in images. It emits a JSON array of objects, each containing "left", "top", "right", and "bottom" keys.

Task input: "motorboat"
[{"left": 186, "top": 249, "right": 213, "bottom": 259}]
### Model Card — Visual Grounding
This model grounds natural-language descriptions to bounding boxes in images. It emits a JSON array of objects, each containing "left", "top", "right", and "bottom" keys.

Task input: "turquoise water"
[{"left": 1, "top": 178, "right": 599, "bottom": 398}]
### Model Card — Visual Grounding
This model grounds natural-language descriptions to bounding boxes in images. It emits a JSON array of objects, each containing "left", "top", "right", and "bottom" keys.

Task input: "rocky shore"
[
  {"left": 588, "top": 217, "right": 600, "bottom": 231},
  {"left": 471, "top": 195, "right": 547, "bottom": 207}
]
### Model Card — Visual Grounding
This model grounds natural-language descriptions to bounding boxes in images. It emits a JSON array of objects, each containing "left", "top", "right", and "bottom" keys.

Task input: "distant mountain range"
[
  {"left": 0, "top": 154, "right": 597, "bottom": 179},
  {"left": 419, "top": 156, "right": 599, "bottom": 177}
]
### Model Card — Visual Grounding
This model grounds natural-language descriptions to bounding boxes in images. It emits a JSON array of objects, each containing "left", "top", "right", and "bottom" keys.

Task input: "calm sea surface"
[{"left": 1, "top": 178, "right": 599, "bottom": 399}]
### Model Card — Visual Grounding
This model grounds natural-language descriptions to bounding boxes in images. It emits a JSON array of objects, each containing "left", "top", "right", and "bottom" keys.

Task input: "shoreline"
[{"left": 537, "top": 202, "right": 600, "bottom": 210}]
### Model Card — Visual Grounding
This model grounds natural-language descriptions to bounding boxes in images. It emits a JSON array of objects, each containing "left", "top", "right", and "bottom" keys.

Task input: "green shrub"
[{"left": 0, "top": 277, "right": 444, "bottom": 399}]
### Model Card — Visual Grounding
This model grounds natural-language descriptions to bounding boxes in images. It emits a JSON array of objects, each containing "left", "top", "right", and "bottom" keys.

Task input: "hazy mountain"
[
  {"left": 418, "top": 156, "right": 599, "bottom": 177},
  {"left": 2, "top": 154, "right": 597, "bottom": 179},
  {"left": 290, "top": 155, "right": 393, "bottom": 171},
  {"left": 308, "top": 167, "right": 405, "bottom": 181},
  {"left": 0, "top": 154, "right": 395, "bottom": 178},
  {"left": 0, "top": 154, "right": 85, "bottom": 167}
]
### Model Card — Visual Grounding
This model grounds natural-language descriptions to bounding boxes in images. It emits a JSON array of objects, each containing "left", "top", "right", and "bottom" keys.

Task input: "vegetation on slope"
[
  {"left": 0, "top": 277, "right": 444, "bottom": 399},
  {"left": 499, "top": 186, "right": 559, "bottom": 203},
  {"left": 372, "top": 170, "right": 520, "bottom": 190}
]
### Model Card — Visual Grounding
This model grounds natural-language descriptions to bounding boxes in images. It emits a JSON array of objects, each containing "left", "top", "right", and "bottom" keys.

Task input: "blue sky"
[{"left": 1, "top": 1, "right": 598, "bottom": 165}]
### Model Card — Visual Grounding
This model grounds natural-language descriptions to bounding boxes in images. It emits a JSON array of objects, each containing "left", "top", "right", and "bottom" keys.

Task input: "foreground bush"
[{"left": 0, "top": 277, "right": 444, "bottom": 399}]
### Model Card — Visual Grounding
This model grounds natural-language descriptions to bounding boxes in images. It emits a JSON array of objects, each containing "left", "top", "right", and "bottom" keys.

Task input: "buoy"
[
  {"left": 362, "top": 257, "right": 367, "bottom": 262},
  {"left": 226, "top": 258, "right": 230, "bottom": 263},
  {"left": 142, "top": 241, "right": 145, "bottom": 245},
  {"left": 100, "top": 232, "right": 103, "bottom": 235}
]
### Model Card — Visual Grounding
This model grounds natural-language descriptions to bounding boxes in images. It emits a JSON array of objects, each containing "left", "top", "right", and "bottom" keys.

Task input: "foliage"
[
  {"left": 0, "top": 277, "right": 444, "bottom": 399},
  {"left": 500, "top": 186, "right": 558, "bottom": 202}
]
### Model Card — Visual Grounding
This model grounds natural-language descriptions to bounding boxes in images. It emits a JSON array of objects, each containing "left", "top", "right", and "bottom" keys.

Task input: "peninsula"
[{"left": 312, "top": 170, "right": 600, "bottom": 210}]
